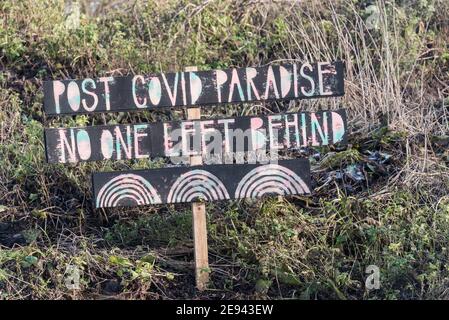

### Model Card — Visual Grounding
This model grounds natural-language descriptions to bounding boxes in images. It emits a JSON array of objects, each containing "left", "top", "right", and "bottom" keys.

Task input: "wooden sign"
[
  {"left": 42, "top": 60, "right": 347, "bottom": 291},
  {"left": 44, "top": 109, "right": 347, "bottom": 163},
  {"left": 92, "top": 159, "right": 311, "bottom": 208},
  {"left": 43, "top": 61, "right": 345, "bottom": 115}
]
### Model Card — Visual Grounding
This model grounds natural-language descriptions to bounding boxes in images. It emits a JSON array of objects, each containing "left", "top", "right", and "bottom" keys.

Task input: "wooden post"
[{"left": 185, "top": 66, "right": 209, "bottom": 291}]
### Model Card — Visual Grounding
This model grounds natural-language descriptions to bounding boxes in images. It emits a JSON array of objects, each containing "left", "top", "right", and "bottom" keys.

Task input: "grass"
[{"left": 0, "top": 0, "right": 449, "bottom": 299}]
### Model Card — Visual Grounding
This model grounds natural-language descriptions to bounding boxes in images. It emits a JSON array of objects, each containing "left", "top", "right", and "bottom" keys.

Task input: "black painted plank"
[
  {"left": 44, "top": 109, "right": 347, "bottom": 163},
  {"left": 43, "top": 61, "right": 345, "bottom": 115},
  {"left": 92, "top": 158, "right": 311, "bottom": 207}
]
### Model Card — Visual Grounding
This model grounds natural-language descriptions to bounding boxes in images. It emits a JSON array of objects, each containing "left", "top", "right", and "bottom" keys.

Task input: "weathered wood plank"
[
  {"left": 92, "top": 159, "right": 311, "bottom": 208},
  {"left": 185, "top": 65, "right": 210, "bottom": 291},
  {"left": 43, "top": 61, "right": 345, "bottom": 115},
  {"left": 44, "top": 109, "right": 347, "bottom": 163}
]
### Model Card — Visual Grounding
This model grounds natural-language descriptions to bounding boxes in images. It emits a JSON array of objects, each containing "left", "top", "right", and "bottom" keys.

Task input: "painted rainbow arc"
[
  {"left": 235, "top": 164, "right": 310, "bottom": 199},
  {"left": 167, "top": 170, "right": 230, "bottom": 203},
  {"left": 96, "top": 174, "right": 161, "bottom": 208}
]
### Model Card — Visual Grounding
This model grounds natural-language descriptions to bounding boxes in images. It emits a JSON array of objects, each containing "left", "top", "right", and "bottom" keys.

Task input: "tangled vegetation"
[{"left": 0, "top": 0, "right": 448, "bottom": 299}]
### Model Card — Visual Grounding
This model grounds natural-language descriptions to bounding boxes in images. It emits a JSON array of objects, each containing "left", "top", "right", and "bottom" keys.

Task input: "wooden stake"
[{"left": 185, "top": 66, "right": 209, "bottom": 291}]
